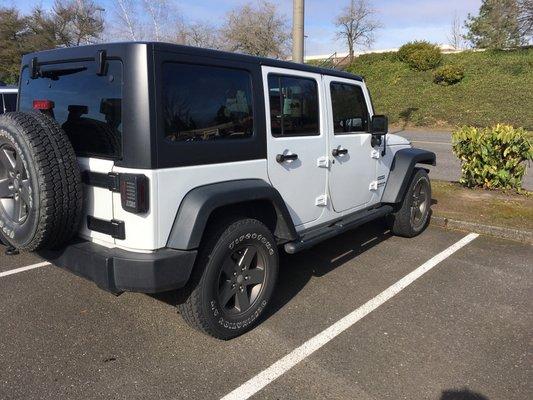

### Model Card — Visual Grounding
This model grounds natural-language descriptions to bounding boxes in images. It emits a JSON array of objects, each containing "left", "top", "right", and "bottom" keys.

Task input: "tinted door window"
[
  {"left": 0, "top": 95, "right": 4, "bottom": 114},
  {"left": 268, "top": 75, "right": 319, "bottom": 136},
  {"left": 330, "top": 82, "right": 368, "bottom": 134},
  {"left": 3, "top": 93, "right": 17, "bottom": 112},
  {"left": 162, "top": 63, "right": 253, "bottom": 142},
  {"left": 19, "top": 60, "right": 123, "bottom": 159}
]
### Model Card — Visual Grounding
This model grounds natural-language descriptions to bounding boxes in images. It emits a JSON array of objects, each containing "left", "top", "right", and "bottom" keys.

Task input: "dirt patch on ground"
[{"left": 431, "top": 180, "right": 533, "bottom": 231}]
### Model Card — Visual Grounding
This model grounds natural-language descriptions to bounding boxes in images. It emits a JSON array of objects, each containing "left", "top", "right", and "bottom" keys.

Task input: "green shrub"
[
  {"left": 398, "top": 41, "right": 442, "bottom": 71},
  {"left": 433, "top": 64, "right": 465, "bottom": 85},
  {"left": 452, "top": 125, "right": 533, "bottom": 190}
]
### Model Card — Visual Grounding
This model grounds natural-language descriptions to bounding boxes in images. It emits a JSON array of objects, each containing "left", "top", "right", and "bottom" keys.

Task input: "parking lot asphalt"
[
  {"left": 0, "top": 223, "right": 531, "bottom": 400},
  {"left": 392, "top": 130, "right": 533, "bottom": 191}
]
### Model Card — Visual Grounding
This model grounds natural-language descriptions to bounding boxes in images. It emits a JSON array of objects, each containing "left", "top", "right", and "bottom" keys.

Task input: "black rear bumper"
[{"left": 38, "top": 240, "right": 197, "bottom": 294}]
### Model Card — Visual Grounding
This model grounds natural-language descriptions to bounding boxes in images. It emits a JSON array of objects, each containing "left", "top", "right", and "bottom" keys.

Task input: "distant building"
[{"left": 303, "top": 44, "right": 465, "bottom": 63}]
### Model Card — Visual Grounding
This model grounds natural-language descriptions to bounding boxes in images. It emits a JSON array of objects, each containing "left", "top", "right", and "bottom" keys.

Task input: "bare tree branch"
[
  {"left": 112, "top": 0, "right": 139, "bottom": 41},
  {"left": 448, "top": 11, "right": 465, "bottom": 49},
  {"left": 142, "top": 0, "right": 178, "bottom": 41},
  {"left": 220, "top": 1, "right": 290, "bottom": 58},
  {"left": 175, "top": 20, "right": 223, "bottom": 49},
  {"left": 334, "top": 0, "right": 382, "bottom": 62},
  {"left": 517, "top": 0, "right": 533, "bottom": 42}
]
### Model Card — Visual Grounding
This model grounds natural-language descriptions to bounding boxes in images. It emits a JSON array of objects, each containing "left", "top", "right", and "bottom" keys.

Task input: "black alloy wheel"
[{"left": 218, "top": 244, "right": 267, "bottom": 315}]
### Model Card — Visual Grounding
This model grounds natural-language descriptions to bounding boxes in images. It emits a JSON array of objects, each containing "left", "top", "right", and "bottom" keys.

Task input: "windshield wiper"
[{"left": 38, "top": 66, "right": 87, "bottom": 80}]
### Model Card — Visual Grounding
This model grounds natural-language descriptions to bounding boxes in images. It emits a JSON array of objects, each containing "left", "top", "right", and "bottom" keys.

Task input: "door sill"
[{"left": 284, "top": 205, "right": 393, "bottom": 254}]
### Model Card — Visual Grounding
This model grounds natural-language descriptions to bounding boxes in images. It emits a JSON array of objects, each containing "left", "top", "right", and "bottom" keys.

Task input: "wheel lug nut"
[
  {"left": 233, "top": 272, "right": 237, "bottom": 276},
  {"left": 245, "top": 276, "right": 249, "bottom": 280}
]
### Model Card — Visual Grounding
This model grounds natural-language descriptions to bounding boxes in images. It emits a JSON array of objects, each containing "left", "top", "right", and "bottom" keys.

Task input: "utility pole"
[{"left": 292, "top": 0, "right": 305, "bottom": 63}]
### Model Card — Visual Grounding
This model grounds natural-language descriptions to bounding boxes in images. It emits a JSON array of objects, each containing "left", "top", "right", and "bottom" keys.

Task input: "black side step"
[{"left": 284, "top": 206, "right": 393, "bottom": 254}]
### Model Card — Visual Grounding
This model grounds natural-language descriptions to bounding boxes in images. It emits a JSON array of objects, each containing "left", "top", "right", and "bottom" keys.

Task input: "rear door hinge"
[
  {"left": 317, "top": 156, "right": 330, "bottom": 168},
  {"left": 369, "top": 181, "right": 378, "bottom": 191},
  {"left": 371, "top": 149, "right": 380, "bottom": 159},
  {"left": 315, "top": 194, "right": 328, "bottom": 206}
]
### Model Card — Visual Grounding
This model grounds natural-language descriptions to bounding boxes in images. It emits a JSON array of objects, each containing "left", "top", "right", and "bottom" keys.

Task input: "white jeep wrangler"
[{"left": 0, "top": 43, "right": 435, "bottom": 339}]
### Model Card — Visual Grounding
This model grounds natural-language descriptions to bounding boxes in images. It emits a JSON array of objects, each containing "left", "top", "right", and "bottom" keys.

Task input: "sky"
[{"left": 10, "top": 0, "right": 483, "bottom": 56}]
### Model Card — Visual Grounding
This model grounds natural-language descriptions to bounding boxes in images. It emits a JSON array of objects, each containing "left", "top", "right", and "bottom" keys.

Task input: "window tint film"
[
  {"left": 19, "top": 60, "right": 123, "bottom": 159},
  {"left": 268, "top": 75, "right": 319, "bottom": 137},
  {"left": 330, "top": 82, "right": 368, "bottom": 134},
  {"left": 3, "top": 93, "right": 17, "bottom": 112},
  {"left": 0, "top": 95, "right": 4, "bottom": 114},
  {"left": 162, "top": 63, "right": 253, "bottom": 142}
]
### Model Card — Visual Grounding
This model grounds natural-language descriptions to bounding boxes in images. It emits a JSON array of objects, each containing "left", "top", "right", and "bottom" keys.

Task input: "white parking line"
[
  {"left": 221, "top": 232, "right": 479, "bottom": 400},
  {"left": 0, "top": 262, "right": 50, "bottom": 278}
]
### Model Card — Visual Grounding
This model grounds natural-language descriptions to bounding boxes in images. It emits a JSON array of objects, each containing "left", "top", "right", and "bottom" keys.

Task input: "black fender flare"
[
  {"left": 381, "top": 148, "right": 436, "bottom": 204},
  {"left": 166, "top": 179, "right": 297, "bottom": 250}
]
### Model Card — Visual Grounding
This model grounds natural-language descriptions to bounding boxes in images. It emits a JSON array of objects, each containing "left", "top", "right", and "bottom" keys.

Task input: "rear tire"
[
  {"left": 0, "top": 112, "right": 82, "bottom": 250},
  {"left": 389, "top": 168, "right": 432, "bottom": 238},
  {"left": 178, "top": 218, "right": 278, "bottom": 340}
]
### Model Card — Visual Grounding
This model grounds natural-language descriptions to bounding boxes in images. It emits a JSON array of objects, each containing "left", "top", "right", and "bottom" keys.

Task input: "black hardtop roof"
[{"left": 22, "top": 41, "right": 363, "bottom": 82}]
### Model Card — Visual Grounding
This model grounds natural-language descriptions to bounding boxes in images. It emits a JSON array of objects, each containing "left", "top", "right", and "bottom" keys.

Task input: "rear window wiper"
[{"left": 37, "top": 66, "right": 87, "bottom": 80}]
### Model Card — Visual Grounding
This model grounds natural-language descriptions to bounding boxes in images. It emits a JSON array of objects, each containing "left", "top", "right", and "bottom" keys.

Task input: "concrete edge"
[{"left": 431, "top": 216, "right": 533, "bottom": 245}]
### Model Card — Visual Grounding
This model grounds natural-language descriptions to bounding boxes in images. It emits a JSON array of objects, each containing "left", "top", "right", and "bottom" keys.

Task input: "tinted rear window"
[
  {"left": 19, "top": 60, "right": 123, "bottom": 159},
  {"left": 162, "top": 63, "right": 254, "bottom": 142}
]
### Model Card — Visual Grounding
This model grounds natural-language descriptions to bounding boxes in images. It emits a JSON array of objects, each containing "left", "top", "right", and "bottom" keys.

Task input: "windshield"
[{"left": 19, "top": 60, "right": 123, "bottom": 160}]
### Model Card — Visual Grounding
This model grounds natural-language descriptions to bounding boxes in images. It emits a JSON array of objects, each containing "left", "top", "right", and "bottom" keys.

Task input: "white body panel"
[
  {"left": 262, "top": 66, "right": 328, "bottom": 227},
  {"left": 77, "top": 157, "right": 115, "bottom": 245},
  {"left": 111, "top": 159, "right": 268, "bottom": 252},
  {"left": 322, "top": 75, "right": 378, "bottom": 213},
  {"left": 77, "top": 69, "right": 410, "bottom": 252}
]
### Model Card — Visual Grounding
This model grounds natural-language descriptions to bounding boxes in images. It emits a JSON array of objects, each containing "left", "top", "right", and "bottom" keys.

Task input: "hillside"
[{"left": 345, "top": 48, "right": 533, "bottom": 130}]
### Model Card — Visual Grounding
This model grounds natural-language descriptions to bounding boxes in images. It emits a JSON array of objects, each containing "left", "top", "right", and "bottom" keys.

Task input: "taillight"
[
  {"left": 119, "top": 174, "right": 149, "bottom": 214},
  {"left": 32, "top": 99, "right": 55, "bottom": 110}
]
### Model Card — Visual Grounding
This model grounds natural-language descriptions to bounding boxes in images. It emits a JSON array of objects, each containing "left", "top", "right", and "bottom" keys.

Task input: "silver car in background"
[{"left": 0, "top": 85, "right": 18, "bottom": 114}]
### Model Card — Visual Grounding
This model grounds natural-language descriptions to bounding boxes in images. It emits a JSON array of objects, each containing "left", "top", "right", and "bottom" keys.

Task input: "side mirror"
[{"left": 370, "top": 115, "right": 388, "bottom": 135}]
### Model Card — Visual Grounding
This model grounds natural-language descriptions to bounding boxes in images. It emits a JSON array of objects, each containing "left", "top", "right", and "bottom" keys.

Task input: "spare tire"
[{"left": 0, "top": 111, "right": 82, "bottom": 250}]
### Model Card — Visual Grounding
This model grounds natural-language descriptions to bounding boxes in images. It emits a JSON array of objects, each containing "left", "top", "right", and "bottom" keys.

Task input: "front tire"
[
  {"left": 389, "top": 168, "right": 432, "bottom": 237},
  {"left": 178, "top": 218, "right": 278, "bottom": 340}
]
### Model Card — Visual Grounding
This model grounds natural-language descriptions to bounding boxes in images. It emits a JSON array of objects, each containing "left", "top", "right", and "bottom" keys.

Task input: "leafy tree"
[
  {"left": 0, "top": 8, "right": 30, "bottom": 84},
  {"left": 464, "top": 0, "right": 524, "bottom": 48},
  {"left": 220, "top": 1, "right": 290, "bottom": 58},
  {"left": 27, "top": 0, "right": 103, "bottom": 49}
]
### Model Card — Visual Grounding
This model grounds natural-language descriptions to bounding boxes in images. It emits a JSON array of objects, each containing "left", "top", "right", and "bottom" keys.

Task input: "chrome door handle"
[
  {"left": 332, "top": 147, "right": 348, "bottom": 157},
  {"left": 276, "top": 153, "right": 298, "bottom": 163}
]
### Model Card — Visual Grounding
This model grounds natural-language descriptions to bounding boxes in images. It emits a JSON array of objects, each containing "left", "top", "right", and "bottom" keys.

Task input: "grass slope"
[{"left": 346, "top": 48, "right": 533, "bottom": 130}]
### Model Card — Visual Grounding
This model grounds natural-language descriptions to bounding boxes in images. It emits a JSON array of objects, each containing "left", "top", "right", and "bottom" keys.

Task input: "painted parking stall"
[{"left": 0, "top": 226, "right": 530, "bottom": 400}]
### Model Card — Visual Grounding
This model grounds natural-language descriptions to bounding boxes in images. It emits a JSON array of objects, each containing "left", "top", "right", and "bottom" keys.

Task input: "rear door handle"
[
  {"left": 276, "top": 153, "right": 298, "bottom": 163},
  {"left": 332, "top": 147, "right": 348, "bottom": 157}
]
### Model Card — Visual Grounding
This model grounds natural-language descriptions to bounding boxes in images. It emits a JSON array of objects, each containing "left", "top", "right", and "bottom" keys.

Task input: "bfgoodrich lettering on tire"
[
  {"left": 0, "top": 112, "right": 82, "bottom": 250},
  {"left": 178, "top": 218, "right": 279, "bottom": 340}
]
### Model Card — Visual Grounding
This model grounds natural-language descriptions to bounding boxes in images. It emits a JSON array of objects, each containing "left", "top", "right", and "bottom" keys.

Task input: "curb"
[{"left": 432, "top": 216, "right": 533, "bottom": 245}]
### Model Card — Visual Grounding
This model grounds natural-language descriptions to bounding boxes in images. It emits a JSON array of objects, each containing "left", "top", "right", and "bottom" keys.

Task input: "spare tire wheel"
[{"left": 0, "top": 111, "right": 82, "bottom": 251}]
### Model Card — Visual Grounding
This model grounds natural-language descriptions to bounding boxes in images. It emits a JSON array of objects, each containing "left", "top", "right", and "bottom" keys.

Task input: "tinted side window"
[
  {"left": 0, "top": 95, "right": 4, "bottom": 114},
  {"left": 330, "top": 82, "right": 368, "bottom": 134},
  {"left": 162, "top": 63, "right": 253, "bottom": 142},
  {"left": 268, "top": 75, "right": 319, "bottom": 137},
  {"left": 19, "top": 60, "right": 123, "bottom": 159},
  {"left": 3, "top": 93, "right": 17, "bottom": 112}
]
